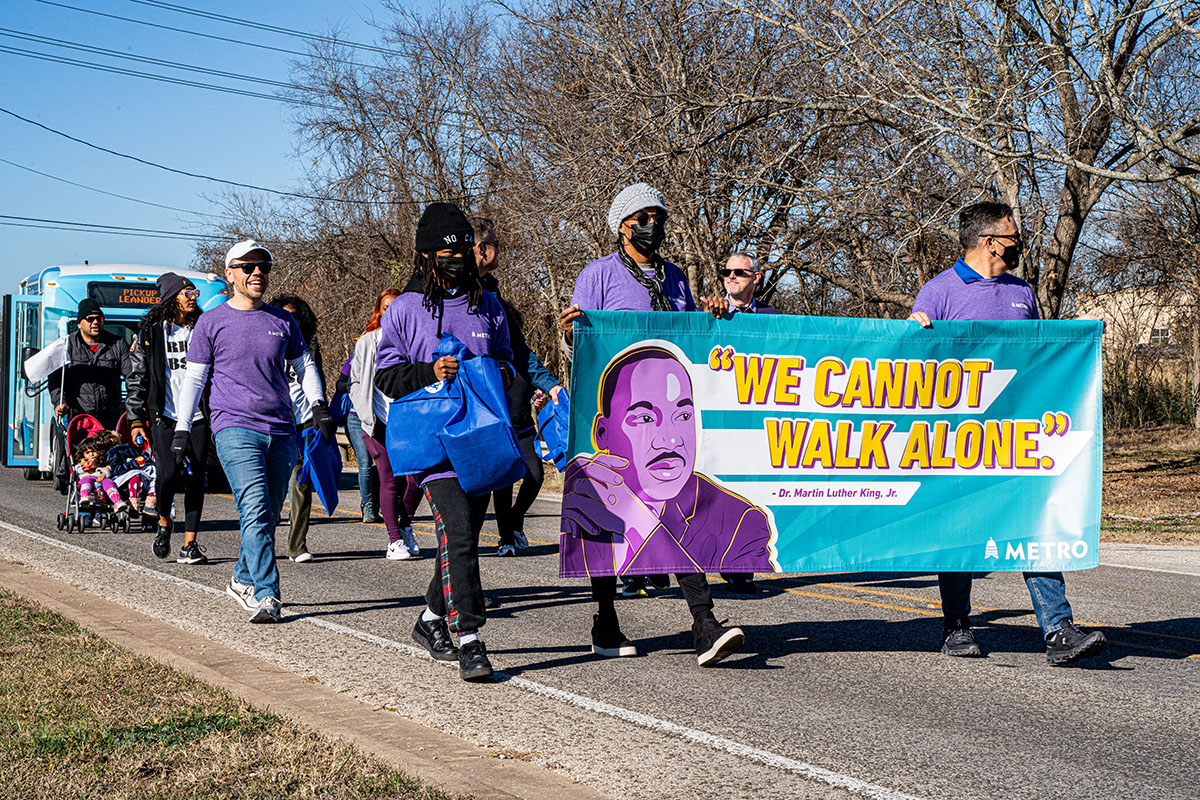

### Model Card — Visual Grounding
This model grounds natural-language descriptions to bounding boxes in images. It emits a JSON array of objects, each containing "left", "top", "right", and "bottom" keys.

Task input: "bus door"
[{"left": 1, "top": 294, "right": 45, "bottom": 469}]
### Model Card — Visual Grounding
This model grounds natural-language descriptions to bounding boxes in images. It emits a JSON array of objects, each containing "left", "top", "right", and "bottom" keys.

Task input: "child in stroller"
[{"left": 58, "top": 414, "right": 156, "bottom": 533}]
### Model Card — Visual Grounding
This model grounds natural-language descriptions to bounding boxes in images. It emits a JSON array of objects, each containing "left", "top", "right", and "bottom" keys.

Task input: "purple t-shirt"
[
  {"left": 186, "top": 302, "right": 307, "bottom": 436},
  {"left": 376, "top": 290, "right": 513, "bottom": 371},
  {"left": 912, "top": 259, "right": 1038, "bottom": 322},
  {"left": 571, "top": 252, "right": 696, "bottom": 312}
]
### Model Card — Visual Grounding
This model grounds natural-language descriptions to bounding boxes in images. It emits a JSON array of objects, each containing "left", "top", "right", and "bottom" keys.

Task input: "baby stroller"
[{"left": 55, "top": 414, "right": 153, "bottom": 533}]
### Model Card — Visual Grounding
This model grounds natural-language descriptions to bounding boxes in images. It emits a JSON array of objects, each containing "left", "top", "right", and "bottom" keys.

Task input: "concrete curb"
[{"left": 0, "top": 560, "right": 610, "bottom": 800}]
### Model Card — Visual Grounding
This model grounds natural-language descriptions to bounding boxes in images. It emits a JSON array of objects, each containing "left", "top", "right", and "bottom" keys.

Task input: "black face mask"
[
  {"left": 999, "top": 242, "right": 1022, "bottom": 270},
  {"left": 434, "top": 254, "right": 468, "bottom": 286},
  {"left": 627, "top": 219, "right": 666, "bottom": 256}
]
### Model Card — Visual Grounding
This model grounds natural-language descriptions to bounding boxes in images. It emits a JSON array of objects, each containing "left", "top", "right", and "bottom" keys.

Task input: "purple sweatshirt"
[
  {"left": 376, "top": 289, "right": 513, "bottom": 484},
  {"left": 912, "top": 259, "right": 1038, "bottom": 321},
  {"left": 570, "top": 252, "right": 696, "bottom": 312}
]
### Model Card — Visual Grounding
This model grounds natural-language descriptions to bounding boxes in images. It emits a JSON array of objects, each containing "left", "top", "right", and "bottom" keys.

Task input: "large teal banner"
[{"left": 558, "top": 311, "right": 1102, "bottom": 576}]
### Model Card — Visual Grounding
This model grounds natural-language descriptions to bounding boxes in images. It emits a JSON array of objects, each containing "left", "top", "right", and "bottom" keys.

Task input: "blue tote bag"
[
  {"left": 385, "top": 335, "right": 467, "bottom": 476},
  {"left": 534, "top": 389, "right": 571, "bottom": 471},
  {"left": 440, "top": 353, "right": 525, "bottom": 497},
  {"left": 297, "top": 426, "right": 342, "bottom": 516}
]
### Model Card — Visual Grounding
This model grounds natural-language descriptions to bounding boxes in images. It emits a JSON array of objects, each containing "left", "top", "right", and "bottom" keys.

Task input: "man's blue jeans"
[
  {"left": 938, "top": 572, "right": 1074, "bottom": 636},
  {"left": 345, "top": 411, "right": 377, "bottom": 509},
  {"left": 215, "top": 426, "right": 296, "bottom": 602}
]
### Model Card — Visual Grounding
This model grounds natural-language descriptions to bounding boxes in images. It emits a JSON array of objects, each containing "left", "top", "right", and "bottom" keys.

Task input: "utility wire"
[
  {"left": 0, "top": 44, "right": 320, "bottom": 106},
  {"left": 0, "top": 157, "right": 213, "bottom": 217},
  {"left": 126, "top": 0, "right": 400, "bottom": 56},
  {"left": 0, "top": 27, "right": 303, "bottom": 90},
  {"left": 0, "top": 107, "right": 486, "bottom": 206},
  {"left": 36, "top": 0, "right": 375, "bottom": 70},
  {"left": 0, "top": 213, "right": 224, "bottom": 240}
]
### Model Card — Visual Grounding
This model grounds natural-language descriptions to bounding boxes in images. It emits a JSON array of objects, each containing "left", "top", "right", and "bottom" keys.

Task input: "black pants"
[
  {"left": 424, "top": 478, "right": 491, "bottom": 635},
  {"left": 591, "top": 573, "right": 715, "bottom": 625},
  {"left": 494, "top": 433, "right": 544, "bottom": 544},
  {"left": 150, "top": 417, "right": 210, "bottom": 533}
]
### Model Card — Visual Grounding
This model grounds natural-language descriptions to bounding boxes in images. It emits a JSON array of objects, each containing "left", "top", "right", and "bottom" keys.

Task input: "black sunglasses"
[
  {"left": 719, "top": 268, "right": 754, "bottom": 279},
  {"left": 234, "top": 261, "right": 272, "bottom": 275},
  {"left": 632, "top": 211, "right": 667, "bottom": 226}
]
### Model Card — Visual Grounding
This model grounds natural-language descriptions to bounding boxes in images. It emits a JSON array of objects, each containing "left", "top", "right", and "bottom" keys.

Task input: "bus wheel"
[{"left": 23, "top": 467, "right": 39, "bottom": 481}]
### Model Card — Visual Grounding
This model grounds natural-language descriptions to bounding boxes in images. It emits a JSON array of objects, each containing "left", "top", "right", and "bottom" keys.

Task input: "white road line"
[
  {"left": 1101, "top": 561, "right": 1200, "bottom": 578},
  {"left": 0, "top": 519, "right": 923, "bottom": 800}
]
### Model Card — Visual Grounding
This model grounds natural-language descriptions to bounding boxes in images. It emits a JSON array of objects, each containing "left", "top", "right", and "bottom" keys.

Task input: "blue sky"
[{"left": 0, "top": 0, "right": 414, "bottom": 290}]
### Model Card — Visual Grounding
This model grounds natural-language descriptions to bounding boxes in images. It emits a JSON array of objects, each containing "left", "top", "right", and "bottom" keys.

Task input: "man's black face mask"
[
  {"left": 627, "top": 218, "right": 666, "bottom": 256},
  {"left": 434, "top": 254, "right": 468, "bottom": 286},
  {"left": 999, "top": 241, "right": 1022, "bottom": 270}
]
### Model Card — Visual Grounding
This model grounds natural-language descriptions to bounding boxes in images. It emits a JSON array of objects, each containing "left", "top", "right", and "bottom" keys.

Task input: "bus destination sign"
[{"left": 87, "top": 281, "right": 161, "bottom": 308}]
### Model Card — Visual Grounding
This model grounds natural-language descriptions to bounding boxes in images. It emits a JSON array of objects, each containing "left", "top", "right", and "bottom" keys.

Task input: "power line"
[
  {"left": 36, "top": 0, "right": 374, "bottom": 70},
  {"left": 0, "top": 157, "right": 213, "bottom": 217},
  {"left": 0, "top": 43, "right": 319, "bottom": 106},
  {"left": 0, "top": 27, "right": 302, "bottom": 90},
  {"left": 0, "top": 107, "right": 486, "bottom": 207},
  {"left": 0, "top": 213, "right": 223, "bottom": 241},
  {"left": 126, "top": 0, "right": 400, "bottom": 57}
]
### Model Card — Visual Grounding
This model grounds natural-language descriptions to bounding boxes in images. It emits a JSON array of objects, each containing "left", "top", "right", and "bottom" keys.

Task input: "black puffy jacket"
[{"left": 49, "top": 330, "right": 131, "bottom": 427}]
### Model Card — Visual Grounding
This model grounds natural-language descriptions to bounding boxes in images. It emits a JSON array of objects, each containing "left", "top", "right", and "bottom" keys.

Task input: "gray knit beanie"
[{"left": 607, "top": 183, "right": 668, "bottom": 235}]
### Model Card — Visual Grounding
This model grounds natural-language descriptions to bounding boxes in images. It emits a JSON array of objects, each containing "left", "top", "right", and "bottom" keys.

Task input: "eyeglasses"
[
  {"left": 719, "top": 268, "right": 754, "bottom": 279},
  {"left": 631, "top": 211, "right": 667, "bottom": 226},
  {"left": 234, "top": 261, "right": 272, "bottom": 275},
  {"left": 479, "top": 240, "right": 501, "bottom": 252},
  {"left": 181, "top": 289, "right": 200, "bottom": 299},
  {"left": 81, "top": 315, "right": 103, "bottom": 324},
  {"left": 981, "top": 232, "right": 1022, "bottom": 245}
]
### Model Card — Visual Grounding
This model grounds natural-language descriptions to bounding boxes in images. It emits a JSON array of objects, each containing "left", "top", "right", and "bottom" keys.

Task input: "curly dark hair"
[
  {"left": 74, "top": 431, "right": 119, "bottom": 464},
  {"left": 139, "top": 281, "right": 200, "bottom": 333},
  {"left": 268, "top": 294, "right": 324, "bottom": 376}
]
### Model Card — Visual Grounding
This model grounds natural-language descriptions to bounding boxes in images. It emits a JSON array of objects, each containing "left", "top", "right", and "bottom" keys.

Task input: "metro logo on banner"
[{"left": 558, "top": 311, "right": 1102, "bottom": 577}]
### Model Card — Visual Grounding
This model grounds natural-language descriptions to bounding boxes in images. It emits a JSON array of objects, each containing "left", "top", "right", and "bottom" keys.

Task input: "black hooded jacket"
[{"left": 49, "top": 329, "right": 131, "bottom": 426}]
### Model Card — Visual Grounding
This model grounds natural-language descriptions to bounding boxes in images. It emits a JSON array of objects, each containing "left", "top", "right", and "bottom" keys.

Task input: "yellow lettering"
[
  {"left": 814, "top": 359, "right": 844, "bottom": 408},
  {"left": 899, "top": 423, "right": 931, "bottom": 469},
  {"left": 841, "top": 359, "right": 873, "bottom": 408},
  {"left": 1014, "top": 420, "right": 1039, "bottom": 468},
  {"left": 934, "top": 362, "right": 963, "bottom": 408},
  {"left": 930, "top": 421, "right": 954, "bottom": 467},
  {"left": 873, "top": 360, "right": 905, "bottom": 408},
  {"left": 903, "top": 360, "right": 936, "bottom": 408},
  {"left": 833, "top": 421, "right": 858, "bottom": 467},
  {"left": 983, "top": 420, "right": 1013, "bottom": 468},
  {"left": 858, "top": 421, "right": 892, "bottom": 468},
  {"left": 954, "top": 421, "right": 984, "bottom": 468},
  {"left": 735, "top": 355, "right": 776, "bottom": 405},
  {"left": 800, "top": 419, "right": 834, "bottom": 468},
  {"left": 773, "top": 357, "right": 804, "bottom": 405},
  {"left": 765, "top": 418, "right": 807, "bottom": 468},
  {"left": 962, "top": 360, "right": 992, "bottom": 408}
]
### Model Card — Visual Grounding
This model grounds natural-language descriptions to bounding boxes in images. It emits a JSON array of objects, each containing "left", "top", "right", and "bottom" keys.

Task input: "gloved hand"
[
  {"left": 171, "top": 430, "right": 190, "bottom": 466},
  {"left": 311, "top": 401, "right": 337, "bottom": 443}
]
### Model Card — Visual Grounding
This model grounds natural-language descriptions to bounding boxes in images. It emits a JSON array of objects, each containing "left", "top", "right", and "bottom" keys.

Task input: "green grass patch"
[{"left": 0, "top": 591, "right": 461, "bottom": 800}]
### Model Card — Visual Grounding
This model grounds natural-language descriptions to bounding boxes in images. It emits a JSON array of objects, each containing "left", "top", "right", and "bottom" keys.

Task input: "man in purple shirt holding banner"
[
  {"left": 559, "top": 183, "right": 746, "bottom": 667},
  {"left": 172, "top": 240, "right": 335, "bottom": 624},
  {"left": 909, "top": 201, "right": 1107, "bottom": 666}
]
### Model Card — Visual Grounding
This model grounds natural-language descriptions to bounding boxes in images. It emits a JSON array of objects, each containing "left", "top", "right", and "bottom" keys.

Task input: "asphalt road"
[{"left": 0, "top": 467, "right": 1196, "bottom": 800}]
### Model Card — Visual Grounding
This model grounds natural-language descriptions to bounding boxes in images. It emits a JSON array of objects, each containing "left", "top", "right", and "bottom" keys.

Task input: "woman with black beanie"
[{"left": 127, "top": 272, "right": 210, "bottom": 565}]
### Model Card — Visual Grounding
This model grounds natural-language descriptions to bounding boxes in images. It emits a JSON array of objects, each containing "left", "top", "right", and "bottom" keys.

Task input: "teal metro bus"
[{"left": 1, "top": 264, "right": 228, "bottom": 479}]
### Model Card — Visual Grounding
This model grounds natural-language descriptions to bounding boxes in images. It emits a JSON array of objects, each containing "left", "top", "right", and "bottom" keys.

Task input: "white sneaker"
[
  {"left": 401, "top": 526, "right": 421, "bottom": 557},
  {"left": 226, "top": 577, "right": 256, "bottom": 612},
  {"left": 113, "top": 500, "right": 129, "bottom": 513},
  {"left": 512, "top": 530, "right": 529, "bottom": 550},
  {"left": 249, "top": 596, "right": 282, "bottom": 623},
  {"left": 496, "top": 544, "right": 517, "bottom": 557},
  {"left": 290, "top": 552, "right": 313, "bottom": 563},
  {"left": 386, "top": 540, "right": 413, "bottom": 560}
]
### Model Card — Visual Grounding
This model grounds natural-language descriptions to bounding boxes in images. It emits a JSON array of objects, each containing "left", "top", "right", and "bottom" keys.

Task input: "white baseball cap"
[{"left": 224, "top": 239, "right": 273, "bottom": 268}]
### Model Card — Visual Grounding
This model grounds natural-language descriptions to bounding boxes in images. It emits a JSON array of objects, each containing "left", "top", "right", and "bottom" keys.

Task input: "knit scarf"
[{"left": 616, "top": 245, "right": 673, "bottom": 311}]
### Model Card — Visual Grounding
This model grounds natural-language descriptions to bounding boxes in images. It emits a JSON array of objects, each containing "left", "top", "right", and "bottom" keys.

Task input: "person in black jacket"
[
  {"left": 127, "top": 273, "right": 210, "bottom": 565},
  {"left": 50, "top": 298, "right": 132, "bottom": 427}
]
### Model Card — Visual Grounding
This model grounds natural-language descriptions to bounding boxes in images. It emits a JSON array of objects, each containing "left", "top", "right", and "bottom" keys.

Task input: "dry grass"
[
  {"left": 1103, "top": 426, "right": 1200, "bottom": 545},
  {"left": 0, "top": 592, "right": 461, "bottom": 800}
]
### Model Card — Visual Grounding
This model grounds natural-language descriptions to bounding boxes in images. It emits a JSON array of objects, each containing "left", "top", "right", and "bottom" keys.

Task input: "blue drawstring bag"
[
  {"left": 535, "top": 389, "right": 571, "bottom": 471},
  {"left": 440, "top": 352, "right": 525, "bottom": 497},
  {"left": 328, "top": 391, "right": 353, "bottom": 427},
  {"left": 385, "top": 335, "right": 468, "bottom": 475},
  {"left": 297, "top": 426, "right": 342, "bottom": 516}
]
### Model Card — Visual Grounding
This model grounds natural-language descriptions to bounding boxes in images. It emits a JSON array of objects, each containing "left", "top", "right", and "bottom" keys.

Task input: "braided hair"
[{"left": 414, "top": 248, "right": 483, "bottom": 320}]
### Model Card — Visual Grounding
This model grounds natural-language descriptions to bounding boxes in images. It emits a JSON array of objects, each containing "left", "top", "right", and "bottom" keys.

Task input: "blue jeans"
[
  {"left": 215, "top": 426, "right": 297, "bottom": 602},
  {"left": 345, "top": 412, "right": 378, "bottom": 509},
  {"left": 938, "top": 572, "right": 1073, "bottom": 636}
]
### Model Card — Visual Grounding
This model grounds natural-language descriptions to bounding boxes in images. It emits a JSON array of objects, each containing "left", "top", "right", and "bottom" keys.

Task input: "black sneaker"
[
  {"left": 941, "top": 625, "right": 983, "bottom": 657},
  {"left": 177, "top": 541, "right": 208, "bottom": 565},
  {"left": 693, "top": 616, "right": 744, "bottom": 667},
  {"left": 647, "top": 574, "right": 672, "bottom": 592},
  {"left": 412, "top": 614, "right": 459, "bottom": 662},
  {"left": 1045, "top": 621, "right": 1107, "bottom": 666},
  {"left": 591, "top": 613, "right": 638, "bottom": 658},
  {"left": 152, "top": 525, "right": 171, "bottom": 559},
  {"left": 458, "top": 640, "right": 494, "bottom": 682},
  {"left": 724, "top": 575, "right": 759, "bottom": 594}
]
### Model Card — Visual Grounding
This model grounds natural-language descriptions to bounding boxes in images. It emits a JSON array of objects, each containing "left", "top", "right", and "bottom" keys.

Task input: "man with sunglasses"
[
  {"left": 170, "top": 240, "right": 335, "bottom": 624},
  {"left": 908, "top": 201, "right": 1107, "bottom": 666},
  {"left": 558, "top": 182, "right": 745, "bottom": 666},
  {"left": 50, "top": 298, "right": 132, "bottom": 429}
]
